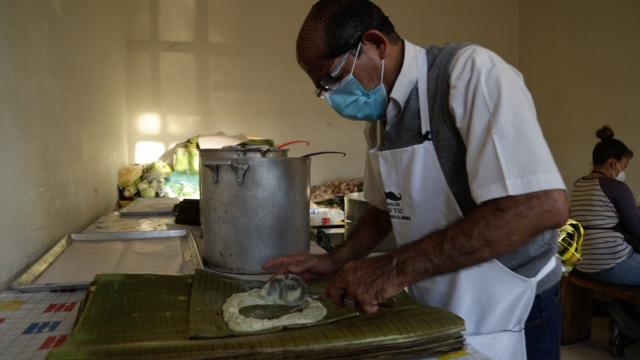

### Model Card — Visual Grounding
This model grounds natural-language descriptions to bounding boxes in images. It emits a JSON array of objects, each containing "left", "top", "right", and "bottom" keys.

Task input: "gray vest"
[
  {"left": 379, "top": 44, "right": 560, "bottom": 292},
  {"left": 380, "top": 43, "right": 475, "bottom": 213}
]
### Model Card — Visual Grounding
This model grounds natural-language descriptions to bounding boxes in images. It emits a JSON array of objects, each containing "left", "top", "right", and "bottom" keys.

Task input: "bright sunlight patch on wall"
[
  {"left": 135, "top": 141, "right": 165, "bottom": 164},
  {"left": 136, "top": 113, "right": 162, "bottom": 135}
]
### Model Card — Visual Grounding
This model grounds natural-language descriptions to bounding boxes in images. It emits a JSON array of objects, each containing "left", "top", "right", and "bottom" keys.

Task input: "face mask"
[
  {"left": 325, "top": 43, "right": 388, "bottom": 121},
  {"left": 612, "top": 160, "right": 627, "bottom": 182}
]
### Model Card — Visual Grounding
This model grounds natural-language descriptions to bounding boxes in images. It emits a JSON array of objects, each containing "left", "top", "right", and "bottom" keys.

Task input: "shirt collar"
[{"left": 389, "top": 39, "right": 419, "bottom": 112}]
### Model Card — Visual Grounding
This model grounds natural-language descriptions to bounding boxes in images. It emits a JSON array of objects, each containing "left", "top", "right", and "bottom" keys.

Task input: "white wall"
[
  {"left": 125, "top": 0, "right": 520, "bottom": 185},
  {"left": 0, "top": 0, "right": 128, "bottom": 290},
  {"left": 519, "top": 0, "right": 640, "bottom": 193}
]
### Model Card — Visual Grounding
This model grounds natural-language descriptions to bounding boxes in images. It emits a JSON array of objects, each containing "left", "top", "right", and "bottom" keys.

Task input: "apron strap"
[{"left": 533, "top": 255, "right": 558, "bottom": 283}]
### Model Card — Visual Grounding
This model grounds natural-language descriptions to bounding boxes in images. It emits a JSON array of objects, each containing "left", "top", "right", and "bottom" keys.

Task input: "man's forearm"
[
  {"left": 392, "top": 189, "right": 569, "bottom": 286},
  {"left": 332, "top": 206, "right": 392, "bottom": 266}
]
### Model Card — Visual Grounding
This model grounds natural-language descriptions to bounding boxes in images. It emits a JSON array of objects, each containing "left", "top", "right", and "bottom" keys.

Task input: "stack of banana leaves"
[{"left": 47, "top": 270, "right": 466, "bottom": 360}]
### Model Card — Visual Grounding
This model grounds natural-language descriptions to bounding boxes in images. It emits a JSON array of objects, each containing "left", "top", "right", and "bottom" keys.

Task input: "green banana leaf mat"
[{"left": 47, "top": 270, "right": 465, "bottom": 360}]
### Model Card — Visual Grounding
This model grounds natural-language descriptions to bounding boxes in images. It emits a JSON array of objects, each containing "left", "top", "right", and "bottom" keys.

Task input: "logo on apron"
[{"left": 385, "top": 191, "right": 411, "bottom": 221}]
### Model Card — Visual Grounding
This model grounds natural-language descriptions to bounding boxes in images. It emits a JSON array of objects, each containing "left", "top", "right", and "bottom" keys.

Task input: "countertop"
[{"left": 0, "top": 210, "right": 484, "bottom": 360}]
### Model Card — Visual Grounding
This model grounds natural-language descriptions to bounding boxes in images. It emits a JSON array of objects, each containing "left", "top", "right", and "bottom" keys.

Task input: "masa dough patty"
[{"left": 222, "top": 289, "right": 327, "bottom": 332}]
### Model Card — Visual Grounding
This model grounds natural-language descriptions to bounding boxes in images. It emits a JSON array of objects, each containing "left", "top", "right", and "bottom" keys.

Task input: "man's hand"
[
  {"left": 263, "top": 207, "right": 392, "bottom": 281},
  {"left": 326, "top": 254, "right": 405, "bottom": 314},
  {"left": 262, "top": 253, "right": 338, "bottom": 281}
]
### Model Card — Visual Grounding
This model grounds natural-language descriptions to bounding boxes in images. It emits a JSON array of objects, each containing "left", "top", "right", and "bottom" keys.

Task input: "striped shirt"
[{"left": 570, "top": 177, "right": 633, "bottom": 272}]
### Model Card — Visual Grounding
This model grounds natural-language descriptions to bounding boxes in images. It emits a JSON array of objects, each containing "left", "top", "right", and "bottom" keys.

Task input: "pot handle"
[
  {"left": 276, "top": 140, "right": 311, "bottom": 149},
  {"left": 204, "top": 161, "right": 249, "bottom": 185},
  {"left": 301, "top": 151, "right": 347, "bottom": 158}
]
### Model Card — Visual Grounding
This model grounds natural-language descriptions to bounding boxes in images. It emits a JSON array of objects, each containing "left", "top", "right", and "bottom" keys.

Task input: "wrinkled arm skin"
[
  {"left": 326, "top": 189, "right": 569, "bottom": 313},
  {"left": 392, "top": 189, "right": 569, "bottom": 286}
]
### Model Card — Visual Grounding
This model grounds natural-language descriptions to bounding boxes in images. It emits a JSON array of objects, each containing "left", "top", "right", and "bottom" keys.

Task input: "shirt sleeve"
[
  {"left": 448, "top": 45, "right": 566, "bottom": 204},
  {"left": 600, "top": 177, "right": 640, "bottom": 237}
]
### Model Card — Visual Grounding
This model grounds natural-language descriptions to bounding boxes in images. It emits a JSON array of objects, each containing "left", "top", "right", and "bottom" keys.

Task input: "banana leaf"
[{"left": 48, "top": 272, "right": 465, "bottom": 360}]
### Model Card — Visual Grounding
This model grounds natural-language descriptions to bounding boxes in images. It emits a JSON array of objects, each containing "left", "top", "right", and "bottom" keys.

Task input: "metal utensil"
[{"left": 301, "top": 151, "right": 347, "bottom": 158}]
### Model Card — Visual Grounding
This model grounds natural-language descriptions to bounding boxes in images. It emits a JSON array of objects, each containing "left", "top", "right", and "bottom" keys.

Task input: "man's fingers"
[
  {"left": 273, "top": 268, "right": 291, "bottom": 276},
  {"left": 262, "top": 254, "right": 306, "bottom": 270},
  {"left": 343, "top": 296, "right": 357, "bottom": 310},
  {"left": 263, "top": 255, "right": 324, "bottom": 281},
  {"left": 360, "top": 302, "right": 379, "bottom": 314},
  {"left": 270, "top": 266, "right": 321, "bottom": 282},
  {"left": 288, "top": 259, "right": 314, "bottom": 273},
  {"left": 262, "top": 256, "right": 295, "bottom": 270},
  {"left": 297, "top": 270, "right": 321, "bottom": 281},
  {"left": 326, "top": 282, "right": 346, "bottom": 307}
]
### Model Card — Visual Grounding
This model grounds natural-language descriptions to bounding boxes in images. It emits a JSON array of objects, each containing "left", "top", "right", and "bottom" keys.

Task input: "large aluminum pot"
[{"left": 200, "top": 149, "right": 310, "bottom": 274}]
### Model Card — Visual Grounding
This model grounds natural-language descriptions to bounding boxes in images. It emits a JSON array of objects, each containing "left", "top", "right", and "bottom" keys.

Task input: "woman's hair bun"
[{"left": 596, "top": 125, "right": 615, "bottom": 141}]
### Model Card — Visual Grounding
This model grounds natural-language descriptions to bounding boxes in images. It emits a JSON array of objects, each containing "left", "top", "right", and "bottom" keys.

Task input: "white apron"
[{"left": 367, "top": 49, "right": 556, "bottom": 360}]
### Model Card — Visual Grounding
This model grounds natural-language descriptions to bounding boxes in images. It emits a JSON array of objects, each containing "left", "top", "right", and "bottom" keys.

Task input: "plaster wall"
[
  {"left": 125, "top": 0, "right": 520, "bottom": 185},
  {"left": 520, "top": 0, "right": 640, "bottom": 193},
  {"left": 0, "top": 0, "right": 128, "bottom": 289}
]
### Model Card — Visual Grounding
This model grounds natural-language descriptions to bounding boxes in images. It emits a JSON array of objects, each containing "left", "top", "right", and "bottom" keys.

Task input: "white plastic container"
[{"left": 309, "top": 207, "right": 344, "bottom": 226}]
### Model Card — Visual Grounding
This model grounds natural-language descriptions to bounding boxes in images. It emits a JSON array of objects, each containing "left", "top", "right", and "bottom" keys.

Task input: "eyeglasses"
[{"left": 314, "top": 50, "right": 354, "bottom": 98}]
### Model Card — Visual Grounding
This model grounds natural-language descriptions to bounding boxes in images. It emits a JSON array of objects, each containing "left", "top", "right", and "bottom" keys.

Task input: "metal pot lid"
[{"left": 203, "top": 146, "right": 289, "bottom": 158}]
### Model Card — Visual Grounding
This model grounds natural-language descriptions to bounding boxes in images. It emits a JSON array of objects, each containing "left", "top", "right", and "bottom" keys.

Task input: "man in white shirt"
[{"left": 264, "top": 1, "right": 568, "bottom": 359}]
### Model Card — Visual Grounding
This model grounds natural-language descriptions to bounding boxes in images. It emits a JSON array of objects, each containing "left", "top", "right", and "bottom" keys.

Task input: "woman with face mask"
[
  {"left": 570, "top": 126, "right": 640, "bottom": 355},
  {"left": 570, "top": 125, "right": 639, "bottom": 284}
]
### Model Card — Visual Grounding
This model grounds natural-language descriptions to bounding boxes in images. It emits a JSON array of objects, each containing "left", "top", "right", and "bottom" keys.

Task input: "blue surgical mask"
[{"left": 325, "top": 43, "right": 388, "bottom": 121}]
